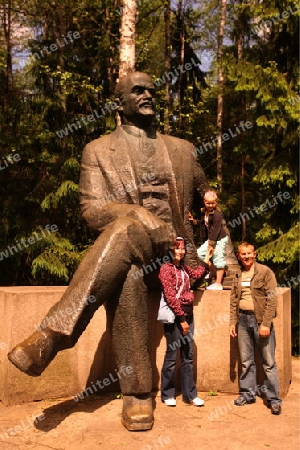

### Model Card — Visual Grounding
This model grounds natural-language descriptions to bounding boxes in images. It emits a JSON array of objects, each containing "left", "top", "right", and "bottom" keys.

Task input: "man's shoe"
[
  {"left": 234, "top": 394, "right": 256, "bottom": 406},
  {"left": 121, "top": 394, "right": 154, "bottom": 431},
  {"left": 271, "top": 404, "right": 281, "bottom": 415},
  {"left": 7, "top": 329, "right": 62, "bottom": 377},
  {"left": 163, "top": 398, "right": 176, "bottom": 406}
]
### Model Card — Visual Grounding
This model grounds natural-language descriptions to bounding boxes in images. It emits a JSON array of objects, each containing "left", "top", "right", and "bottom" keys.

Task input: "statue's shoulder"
[
  {"left": 86, "top": 129, "right": 118, "bottom": 147},
  {"left": 83, "top": 129, "right": 120, "bottom": 155}
]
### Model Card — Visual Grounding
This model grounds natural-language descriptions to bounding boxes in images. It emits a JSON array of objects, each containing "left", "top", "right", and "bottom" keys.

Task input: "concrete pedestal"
[{"left": 0, "top": 286, "right": 291, "bottom": 405}]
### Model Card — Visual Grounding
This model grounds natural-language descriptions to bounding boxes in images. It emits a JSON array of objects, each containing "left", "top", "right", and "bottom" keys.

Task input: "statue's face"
[{"left": 119, "top": 73, "right": 156, "bottom": 124}]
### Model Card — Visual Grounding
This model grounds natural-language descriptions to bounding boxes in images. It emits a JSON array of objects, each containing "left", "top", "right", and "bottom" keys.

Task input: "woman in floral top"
[{"left": 158, "top": 236, "right": 212, "bottom": 407}]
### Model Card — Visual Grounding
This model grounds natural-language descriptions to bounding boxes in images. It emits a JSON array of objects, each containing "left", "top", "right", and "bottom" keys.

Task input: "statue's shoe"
[
  {"left": 7, "top": 329, "right": 61, "bottom": 377},
  {"left": 121, "top": 394, "right": 154, "bottom": 431}
]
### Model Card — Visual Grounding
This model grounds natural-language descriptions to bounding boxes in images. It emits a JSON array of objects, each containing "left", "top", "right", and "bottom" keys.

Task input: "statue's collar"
[{"left": 121, "top": 124, "right": 156, "bottom": 139}]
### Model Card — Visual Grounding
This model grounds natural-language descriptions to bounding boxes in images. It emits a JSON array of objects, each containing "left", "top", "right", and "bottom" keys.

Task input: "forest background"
[{"left": 0, "top": 0, "right": 299, "bottom": 351}]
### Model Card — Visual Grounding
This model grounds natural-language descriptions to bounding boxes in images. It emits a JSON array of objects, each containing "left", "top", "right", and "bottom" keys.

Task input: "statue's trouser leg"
[
  {"left": 107, "top": 266, "right": 154, "bottom": 430},
  {"left": 9, "top": 217, "right": 155, "bottom": 378},
  {"left": 106, "top": 265, "right": 152, "bottom": 395}
]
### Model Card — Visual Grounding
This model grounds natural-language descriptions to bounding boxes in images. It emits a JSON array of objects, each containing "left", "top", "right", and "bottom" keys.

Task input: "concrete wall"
[{"left": 0, "top": 286, "right": 291, "bottom": 406}]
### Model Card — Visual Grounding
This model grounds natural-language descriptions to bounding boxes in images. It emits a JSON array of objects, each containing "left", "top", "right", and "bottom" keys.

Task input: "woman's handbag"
[
  {"left": 157, "top": 293, "right": 175, "bottom": 324},
  {"left": 157, "top": 267, "right": 186, "bottom": 324}
]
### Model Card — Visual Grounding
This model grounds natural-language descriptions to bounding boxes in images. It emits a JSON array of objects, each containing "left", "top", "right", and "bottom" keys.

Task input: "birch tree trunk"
[
  {"left": 119, "top": 0, "right": 136, "bottom": 80},
  {"left": 216, "top": 0, "right": 226, "bottom": 193}
]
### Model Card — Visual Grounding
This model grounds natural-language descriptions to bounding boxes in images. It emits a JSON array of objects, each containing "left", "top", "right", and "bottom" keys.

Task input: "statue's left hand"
[{"left": 126, "top": 205, "right": 174, "bottom": 255}]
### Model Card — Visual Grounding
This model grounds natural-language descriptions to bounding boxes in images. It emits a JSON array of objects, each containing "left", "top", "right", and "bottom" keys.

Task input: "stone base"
[{"left": 0, "top": 286, "right": 291, "bottom": 405}]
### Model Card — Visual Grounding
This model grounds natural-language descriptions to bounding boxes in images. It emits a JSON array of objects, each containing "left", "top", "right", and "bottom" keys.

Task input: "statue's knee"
[{"left": 110, "top": 217, "right": 145, "bottom": 236}]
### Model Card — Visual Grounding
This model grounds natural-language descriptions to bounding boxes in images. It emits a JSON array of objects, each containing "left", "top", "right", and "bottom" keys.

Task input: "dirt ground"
[{"left": 0, "top": 357, "right": 299, "bottom": 450}]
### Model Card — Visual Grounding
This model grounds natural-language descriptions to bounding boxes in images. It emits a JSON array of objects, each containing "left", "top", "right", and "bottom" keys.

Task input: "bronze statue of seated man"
[{"left": 8, "top": 71, "right": 210, "bottom": 431}]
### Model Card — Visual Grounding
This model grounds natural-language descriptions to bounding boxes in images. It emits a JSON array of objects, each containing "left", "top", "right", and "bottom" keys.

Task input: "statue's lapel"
[{"left": 109, "top": 127, "right": 141, "bottom": 205}]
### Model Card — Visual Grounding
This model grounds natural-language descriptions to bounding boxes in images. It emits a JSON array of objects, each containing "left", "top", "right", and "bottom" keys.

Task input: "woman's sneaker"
[
  {"left": 192, "top": 397, "right": 205, "bottom": 406},
  {"left": 163, "top": 398, "right": 176, "bottom": 406}
]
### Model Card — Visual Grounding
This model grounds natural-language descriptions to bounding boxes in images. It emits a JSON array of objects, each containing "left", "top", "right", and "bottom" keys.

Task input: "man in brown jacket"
[
  {"left": 230, "top": 241, "right": 282, "bottom": 415},
  {"left": 8, "top": 72, "right": 209, "bottom": 430}
]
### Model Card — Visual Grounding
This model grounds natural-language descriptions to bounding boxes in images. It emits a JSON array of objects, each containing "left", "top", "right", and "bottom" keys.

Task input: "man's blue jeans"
[
  {"left": 161, "top": 315, "right": 197, "bottom": 402},
  {"left": 238, "top": 311, "right": 281, "bottom": 405}
]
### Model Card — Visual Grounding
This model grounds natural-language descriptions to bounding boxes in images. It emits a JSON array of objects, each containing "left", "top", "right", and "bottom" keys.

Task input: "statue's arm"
[
  {"left": 79, "top": 142, "right": 113, "bottom": 232},
  {"left": 176, "top": 139, "right": 210, "bottom": 197},
  {"left": 193, "top": 158, "right": 210, "bottom": 197}
]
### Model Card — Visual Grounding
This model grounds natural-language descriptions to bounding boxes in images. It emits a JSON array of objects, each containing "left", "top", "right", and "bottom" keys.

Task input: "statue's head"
[{"left": 115, "top": 72, "right": 156, "bottom": 128}]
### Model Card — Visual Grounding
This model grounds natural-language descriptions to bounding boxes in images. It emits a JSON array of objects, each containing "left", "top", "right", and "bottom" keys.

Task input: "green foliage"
[
  {"left": 207, "top": 391, "right": 218, "bottom": 396},
  {"left": 41, "top": 180, "right": 79, "bottom": 210},
  {"left": 0, "top": 0, "right": 298, "bottom": 349},
  {"left": 256, "top": 224, "right": 300, "bottom": 264},
  {"left": 31, "top": 242, "right": 84, "bottom": 284}
]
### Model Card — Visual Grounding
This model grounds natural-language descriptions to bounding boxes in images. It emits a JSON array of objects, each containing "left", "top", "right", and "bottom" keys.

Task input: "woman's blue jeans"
[
  {"left": 238, "top": 311, "right": 281, "bottom": 405},
  {"left": 161, "top": 315, "right": 197, "bottom": 402}
]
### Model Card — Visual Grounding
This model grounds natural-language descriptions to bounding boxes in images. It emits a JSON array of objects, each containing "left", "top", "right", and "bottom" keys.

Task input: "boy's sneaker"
[{"left": 206, "top": 283, "right": 223, "bottom": 291}]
